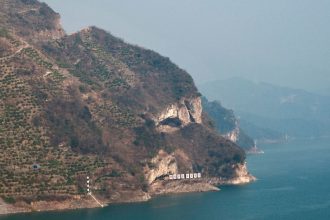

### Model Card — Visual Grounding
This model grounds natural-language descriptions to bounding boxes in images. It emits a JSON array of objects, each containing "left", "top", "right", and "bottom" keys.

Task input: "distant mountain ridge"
[
  {"left": 199, "top": 77, "right": 330, "bottom": 140},
  {"left": 202, "top": 97, "right": 255, "bottom": 150}
]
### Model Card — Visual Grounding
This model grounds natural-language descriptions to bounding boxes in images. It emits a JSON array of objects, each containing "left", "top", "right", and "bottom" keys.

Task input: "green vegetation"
[
  {"left": 202, "top": 97, "right": 255, "bottom": 149},
  {"left": 22, "top": 47, "right": 53, "bottom": 69},
  {"left": 0, "top": 28, "right": 10, "bottom": 38},
  {"left": 0, "top": 1, "right": 247, "bottom": 203},
  {"left": 0, "top": 37, "right": 109, "bottom": 200},
  {"left": 201, "top": 97, "right": 237, "bottom": 133},
  {"left": 2, "top": 196, "right": 16, "bottom": 204}
]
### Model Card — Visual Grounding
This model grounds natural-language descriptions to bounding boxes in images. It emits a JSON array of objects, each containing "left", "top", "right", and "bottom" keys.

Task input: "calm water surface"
[{"left": 1, "top": 138, "right": 330, "bottom": 220}]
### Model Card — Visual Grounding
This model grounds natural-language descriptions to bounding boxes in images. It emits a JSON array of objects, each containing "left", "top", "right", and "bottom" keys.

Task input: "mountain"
[
  {"left": 201, "top": 97, "right": 255, "bottom": 150},
  {"left": 199, "top": 77, "right": 330, "bottom": 140},
  {"left": 0, "top": 0, "right": 254, "bottom": 214}
]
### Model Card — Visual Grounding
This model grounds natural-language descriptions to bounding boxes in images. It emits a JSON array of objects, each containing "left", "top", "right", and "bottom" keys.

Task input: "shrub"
[
  {"left": 2, "top": 196, "right": 16, "bottom": 204},
  {"left": 0, "top": 28, "right": 10, "bottom": 38}
]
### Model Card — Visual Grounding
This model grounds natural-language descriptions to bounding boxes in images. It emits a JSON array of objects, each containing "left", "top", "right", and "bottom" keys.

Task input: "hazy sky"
[{"left": 42, "top": 0, "right": 330, "bottom": 92}]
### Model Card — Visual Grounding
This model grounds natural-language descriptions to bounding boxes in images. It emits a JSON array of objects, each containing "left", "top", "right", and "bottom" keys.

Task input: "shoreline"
[{"left": 0, "top": 174, "right": 255, "bottom": 216}]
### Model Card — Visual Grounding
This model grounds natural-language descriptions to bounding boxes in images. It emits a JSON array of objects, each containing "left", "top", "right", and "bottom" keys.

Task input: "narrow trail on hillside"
[
  {"left": 90, "top": 193, "right": 104, "bottom": 208},
  {"left": 0, "top": 43, "right": 29, "bottom": 61},
  {"left": 17, "top": 7, "right": 40, "bottom": 14}
]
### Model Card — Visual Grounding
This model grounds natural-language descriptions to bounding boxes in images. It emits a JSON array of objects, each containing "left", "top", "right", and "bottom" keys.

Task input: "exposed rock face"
[
  {"left": 32, "top": 15, "right": 65, "bottom": 42},
  {"left": 155, "top": 97, "right": 202, "bottom": 132},
  {"left": 226, "top": 163, "right": 256, "bottom": 184},
  {"left": 107, "top": 191, "right": 151, "bottom": 203},
  {"left": 209, "top": 162, "right": 256, "bottom": 185},
  {"left": 149, "top": 180, "right": 219, "bottom": 195},
  {"left": 0, "top": 0, "right": 65, "bottom": 43},
  {"left": 184, "top": 97, "right": 202, "bottom": 124},
  {"left": 144, "top": 150, "right": 178, "bottom": 184},
  {"left": 224, "top": 124, "right": 240, "bottom": 143},
  {"left": 0, "top": 199, "right": 29, "bottom": 215}
]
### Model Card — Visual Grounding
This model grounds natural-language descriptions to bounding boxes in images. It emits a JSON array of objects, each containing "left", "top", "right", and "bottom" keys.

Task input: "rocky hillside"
[
  {"left": 202, "top": 97, "right": 254, "bottom": 150},
  {"left": 0, "top": 0, "right": 254, "bottom": 213}
]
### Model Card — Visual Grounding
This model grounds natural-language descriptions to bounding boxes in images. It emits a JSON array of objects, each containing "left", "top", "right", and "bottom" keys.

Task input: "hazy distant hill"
[
  {"left": 201, "top": 97, "right": 254, "bottom": 150},
  {"left": 199, "top": 77, "right": 330, "bottom": 140}
]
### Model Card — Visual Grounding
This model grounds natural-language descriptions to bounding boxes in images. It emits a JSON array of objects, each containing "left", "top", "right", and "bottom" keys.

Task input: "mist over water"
[{"left": 3, "top": 138, "right": 330, "bottom": 220}]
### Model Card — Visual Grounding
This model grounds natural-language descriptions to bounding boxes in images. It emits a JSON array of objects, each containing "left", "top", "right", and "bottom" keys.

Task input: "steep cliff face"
[
  {"left": 0, "top": 0, "right": 65, "bottom": 43},
  {"left": 155, "top": 97, "right": 202, "bottom": 132},
  {"left": 224, "top": 124, "right": 240, "bottom": 143},
  {"left": 224, "top": 163, "right": 256, "bottom": 185},
  {"left": 144, "top": 150, "right": 178, "bottom": 184},
  {"left": 208, "top": 162, "right": 256, "bottom": 185},
  {"left": 0, "top": 0, "right": 253, "bottom": 213}
]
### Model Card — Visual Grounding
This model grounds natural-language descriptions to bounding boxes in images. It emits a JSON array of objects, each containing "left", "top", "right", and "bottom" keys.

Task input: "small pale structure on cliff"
[{"left": 167, "top": 173, "right": 202, "bottom": 180}]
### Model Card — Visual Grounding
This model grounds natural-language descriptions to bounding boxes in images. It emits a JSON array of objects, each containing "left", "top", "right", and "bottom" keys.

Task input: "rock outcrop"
[
  {"left": 144, "top": 150, "right": 178, "bottom": 184},
  {"left": 225, "top": 163, "right": 256, "bottom": 184},
  {"left": 149, "top": 180, "right": 220, "bottom": 195},
  {"left": 155, "top": 97, "right": 202, "bottom": 132},
  {"left": 0, "top": 199, "right": 29, "bottom": 215},
  {"left": 224, "top": 123, "right": 240, "bottom": 143},
  {"left": 208, "top": 162, "right": 256, "bottom": 185},
  {"left": 1, "top": 0, "right": 65, "bottom": 43}
]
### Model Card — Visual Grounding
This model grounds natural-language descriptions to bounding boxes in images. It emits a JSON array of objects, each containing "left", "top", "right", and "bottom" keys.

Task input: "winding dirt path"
[{"left": 0, "top": 43, "right": 29, "bottom": 61}]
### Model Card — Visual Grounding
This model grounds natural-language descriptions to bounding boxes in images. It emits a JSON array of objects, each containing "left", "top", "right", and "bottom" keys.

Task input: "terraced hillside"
[
  {"left": 0, "top": 27, "right": 114, "bottom": 201},
  {"left": 0, "top": 0, "right": 252, "bottom": 211}
]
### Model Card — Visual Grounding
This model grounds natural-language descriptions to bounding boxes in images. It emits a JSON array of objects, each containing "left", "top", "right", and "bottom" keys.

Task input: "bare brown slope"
[
  {"left": 0, "top": 0, "right": 252, "bottom": 212},
  {"left": 0, "top": 0, "right": 65, "bottom": 43}
]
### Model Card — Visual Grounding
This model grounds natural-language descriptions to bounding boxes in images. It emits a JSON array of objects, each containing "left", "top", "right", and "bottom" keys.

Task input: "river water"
[{"left": 1, "top": 138, "right": 330, "bottom": 220}]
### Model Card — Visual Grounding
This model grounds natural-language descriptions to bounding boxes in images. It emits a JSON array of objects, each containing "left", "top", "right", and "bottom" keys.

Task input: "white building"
[{"left": 168, "top": 173, "right": 202, "bottom": 181}]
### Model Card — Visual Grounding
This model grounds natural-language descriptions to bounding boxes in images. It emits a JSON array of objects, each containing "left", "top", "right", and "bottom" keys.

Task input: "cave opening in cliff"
[{"left": 159, "top": 117, "right": 182, "bottom": 127}]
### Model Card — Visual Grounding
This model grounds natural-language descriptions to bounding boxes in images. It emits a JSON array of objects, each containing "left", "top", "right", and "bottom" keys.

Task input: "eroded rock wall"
[
  {"left": 223, "top": 125, "right": 240, "bottom": 143},
  {"left": 155, "top": 96, "right": 202, "bottom": 132},
  {"left": 144, "top": 150, "right": 178, "bottom": 184}
]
